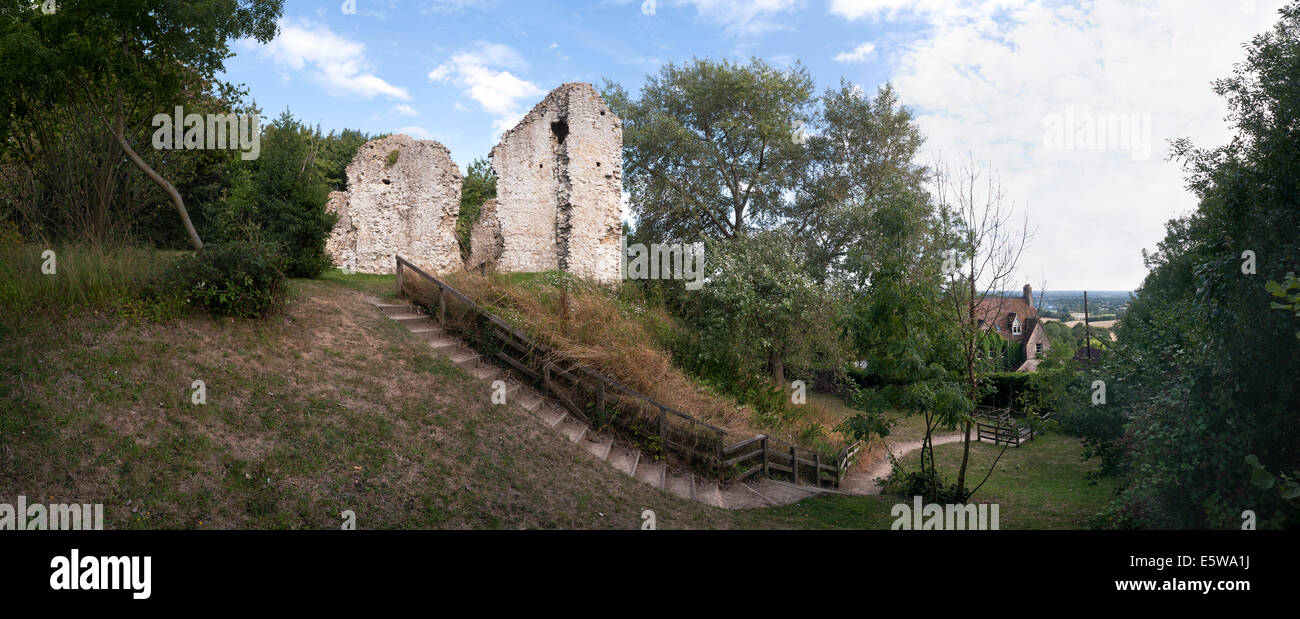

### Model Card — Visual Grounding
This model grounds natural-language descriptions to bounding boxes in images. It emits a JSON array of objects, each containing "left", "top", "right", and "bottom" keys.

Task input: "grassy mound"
[{"left": 420, "top": 271, "right": 847, "bottom": 454}]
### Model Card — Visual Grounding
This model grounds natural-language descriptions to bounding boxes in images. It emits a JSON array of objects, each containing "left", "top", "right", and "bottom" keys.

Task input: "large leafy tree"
[
  {"left": 603, "top": 57, "right": 815, "bottom": 242},
  {"left": 1079, "top": 2, "right": 1300, "bottom": 529},
  {"left": 0, "top": 0, "right": 284, "bottom": 249},
  {"left": 793, "top": 82, "right": 928, "bottom": 283}
]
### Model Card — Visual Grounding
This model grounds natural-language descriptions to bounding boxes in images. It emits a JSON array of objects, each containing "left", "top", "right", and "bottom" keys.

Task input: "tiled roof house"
[{"left": 974, "top": 284, "right": 1051, "bottom": 372}]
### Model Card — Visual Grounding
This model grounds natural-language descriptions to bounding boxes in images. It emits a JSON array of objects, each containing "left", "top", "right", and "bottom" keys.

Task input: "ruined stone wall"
[
  {"left": 490, "top": 83, "right": 622, "bottom": 283},
  {"left": 325, "top": 134, "right": 463, "bottom": 275}
]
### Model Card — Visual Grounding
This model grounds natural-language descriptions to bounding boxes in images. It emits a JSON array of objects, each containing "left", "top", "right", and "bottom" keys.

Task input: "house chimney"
[{"left": 1023, "top": 284, "right": 1034, "bottom": 308}]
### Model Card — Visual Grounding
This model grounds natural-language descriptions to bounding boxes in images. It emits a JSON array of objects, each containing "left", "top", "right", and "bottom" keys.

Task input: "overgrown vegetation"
[
  {"left": 1061, "top": 4, "right": 1300, "bottom": 529},
  {"left": 430, "top": 270, "right": 846, "bottom": 452}
]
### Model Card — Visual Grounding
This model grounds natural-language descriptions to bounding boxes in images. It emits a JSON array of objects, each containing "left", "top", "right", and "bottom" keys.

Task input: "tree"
[
  {"left": 681, "top": 230, "right": 832, "bottom": 384},
  {"left": 840, "top": 183, "right": 968, "bottom": 501},
  {"left": 457, "top": 157, "right": 496, "bottom": 261},
  {"left": 603, "top": 57, "right": 815, "bottom": 242},
  {"left": 935, "top": 156, "right": 1032, "bottom": 498},
  {"left": 210, "top": 110, "right": 335, "bottom": 278},
  {"left": 1079, "top": 3, "right": 1300, "bottom": 529},
  {"left": 0, "top": 0, "right": 284, "bottom": 249},
  {"left": 792, "top": 82, "right": 928, "bottom": 283}
]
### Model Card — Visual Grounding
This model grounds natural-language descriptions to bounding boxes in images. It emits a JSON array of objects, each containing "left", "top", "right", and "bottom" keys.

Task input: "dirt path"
[{"left": 839, "top": 432, "right": 969, "bottom": 495}]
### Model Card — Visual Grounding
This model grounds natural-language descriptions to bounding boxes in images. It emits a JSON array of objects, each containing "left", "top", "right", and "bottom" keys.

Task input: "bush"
[
  {"left": 159, "top": 241, "right": 287, "bottom": 318},
  {"left": 878, "top": 455, "right": 969, "bottom": 503},
  {"left": 207, "top": 110, "right": 337, "bottom": 279}
]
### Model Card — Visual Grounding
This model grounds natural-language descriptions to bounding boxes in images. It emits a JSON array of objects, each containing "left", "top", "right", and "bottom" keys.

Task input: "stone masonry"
[
  {"left": 485, "top": 82, "right": 622, "bottom": 283},
  {"left": 325, "top": 134, "right": 463, "bottom": 275}
]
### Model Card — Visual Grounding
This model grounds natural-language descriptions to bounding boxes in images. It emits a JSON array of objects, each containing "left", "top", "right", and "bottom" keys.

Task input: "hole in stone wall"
[
  {"left": 596, "top": 162, "right": 601, "bottom": 167},
  {"left": 550, "top": 120, "right": 569, "bottom": 144}
]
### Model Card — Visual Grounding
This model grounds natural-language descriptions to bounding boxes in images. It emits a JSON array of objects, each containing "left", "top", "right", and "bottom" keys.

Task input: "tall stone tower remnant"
[{"left": 481, "top": 82, "right": 623, "bottom": 283}]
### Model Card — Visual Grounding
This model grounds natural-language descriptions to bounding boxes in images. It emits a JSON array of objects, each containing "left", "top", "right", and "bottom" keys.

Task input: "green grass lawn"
[{"left": 896, "top": 431, "right": 1117, "bottom": 529}]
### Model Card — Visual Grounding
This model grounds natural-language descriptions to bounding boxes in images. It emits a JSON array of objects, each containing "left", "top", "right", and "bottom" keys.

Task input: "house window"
[
  {"left": 1011, "top": 319, "right": 1022, "bottom": 335},
  {"left": 1035, "top": 342, "right": 1043, "bottom": 354}
]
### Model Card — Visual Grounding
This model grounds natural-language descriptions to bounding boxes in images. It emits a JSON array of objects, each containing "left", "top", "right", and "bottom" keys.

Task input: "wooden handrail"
[{"left": 394, "top": 255, "right": 856, "bottom": 487}]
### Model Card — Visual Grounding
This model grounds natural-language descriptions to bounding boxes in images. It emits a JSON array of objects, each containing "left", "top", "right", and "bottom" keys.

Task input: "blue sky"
[{"left": 222, "top": 0, "right": 1290, "bottom": 290}]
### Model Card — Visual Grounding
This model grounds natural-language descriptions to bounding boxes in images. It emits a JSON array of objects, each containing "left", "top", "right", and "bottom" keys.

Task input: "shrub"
[
  {"left": 878, "top": 455, "right": 969, "bottom": 503},
  {"left": 160, "top": 241, "right": 287, "bottom": 318}
]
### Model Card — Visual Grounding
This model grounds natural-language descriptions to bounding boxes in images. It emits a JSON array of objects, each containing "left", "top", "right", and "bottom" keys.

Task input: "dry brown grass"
[{"left": 413, "top": 271, "right": 848, "bottom": 452}]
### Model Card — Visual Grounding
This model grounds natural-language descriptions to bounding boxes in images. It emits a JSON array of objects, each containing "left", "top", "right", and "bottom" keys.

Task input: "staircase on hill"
[{"left": 371, "top": 298, "right": 831, "bottom": 509}]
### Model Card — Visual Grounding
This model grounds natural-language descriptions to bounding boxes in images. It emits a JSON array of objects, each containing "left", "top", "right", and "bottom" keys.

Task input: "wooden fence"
[
  {"left": 394, "top": 256, "right": 864, "bottom": 488},
  {"left": 973, "top": 405, "right": 1046, "bottom": 447}
]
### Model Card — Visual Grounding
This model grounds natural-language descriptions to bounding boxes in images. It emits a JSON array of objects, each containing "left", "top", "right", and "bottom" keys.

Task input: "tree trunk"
[
  {"left": 111, "top": 91, "right": 203, "bottom": 250},
  {"left": 955, "top": 265, "right": 976, "bottom": 497}
]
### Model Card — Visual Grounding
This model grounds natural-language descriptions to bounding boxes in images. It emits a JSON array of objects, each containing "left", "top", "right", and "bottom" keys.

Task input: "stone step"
[
  {"left": 606, "top": 445, "right": 639, "bottom": 477},
  {"left": 407, "top": 325, "right": 445, "bottom": 340},
  {"left": 719, "top": 482, "right": 773, "bottom": 509},
  {"left": 469, "top": 365, "right": 499, "bottom": 381},
  {"left": 536, "top": 405, "right": 566, "bottom": 429},
  {"left": 449, "top": 352, "right": 478, "bottom": 368},
  {"left": 633, "top": 460, "right": 665, "bottom": 489},
  {"left": 695, "top": 479, "right": 727, "bottom": 509},
  {"left": 390, "top": 313, "right": 431, "bottom": 326},
  {"left": 372, "top": 302, "right": 410, "bottom": 316},
  {"left": 664, "top": 473, "right": 695, "bottom": 501},
  {"left": 554, "top": 416, "right": 587, "bottom": 443},
  {"left": 517, "top": 391, "right": 544, "bottom": 413},
  {"left": 746, "top": 478, "right": 819, "bottom": 505},
  {"left": 428, "top": 338, "right": 458, "bottom": 354},
  {"left": 578, "top": 434, "right": 613, "bottom": 461}
]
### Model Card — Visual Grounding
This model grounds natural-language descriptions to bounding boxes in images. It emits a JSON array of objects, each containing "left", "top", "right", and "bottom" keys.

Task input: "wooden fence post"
[
  {"left": 595, "top": 378, "right": 605, "bottom": 421},
  {"left": 761, "top": 437, "right": 769, "bottom": 478},
  {"left": 790, "top": 446, "right": 799, "bottom": 485},
  {"left": 396, "top": 260, "right": 404, "bottom": 298},
  {"left": 814, "top": 453, "right": 821, "bottom": 488},
  {"left": 543, "top": 362, "right": 551, "bottom": 394},
  {"left": 438, "top": 287, "right": 447, "bottom": 324},
  {"left": 658, "top": 407, "right": 667, "bottom": 449}
]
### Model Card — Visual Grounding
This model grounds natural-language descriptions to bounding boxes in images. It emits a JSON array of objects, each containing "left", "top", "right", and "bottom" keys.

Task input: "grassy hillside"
[{"left": 1, "top": 268, "right": 1110, "bottom": 530}]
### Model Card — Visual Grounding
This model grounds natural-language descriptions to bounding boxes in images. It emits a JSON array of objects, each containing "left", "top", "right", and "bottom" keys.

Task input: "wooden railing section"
[
  {"left": 394, "top": 256, "right": 865, "bottom": 488},
  {"left": 973, "top": 405, "right": 1048, "bottom": 447}
]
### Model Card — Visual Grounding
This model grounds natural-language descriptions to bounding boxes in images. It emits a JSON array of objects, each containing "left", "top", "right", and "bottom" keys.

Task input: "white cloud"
[
  {"left": 390, "top": 104, "right": 419, "bottom": 117},
  {"left": 833, "top": 42, "right": 875, "bottom": 63},
  {"left": 249, "top": 18, "right": 409, "bottom": 100},
  {"left": 831, "top": 0, "right": 1289, "bottom": 290},
  {"left": 395, "top": 125, "right": 436, "bottom": 139},
  {"left": 428, "top": 42, "right": 547, "bottom": 136},
  {"left": 680, "top": 0, "right": 800, "bottom": 35}
]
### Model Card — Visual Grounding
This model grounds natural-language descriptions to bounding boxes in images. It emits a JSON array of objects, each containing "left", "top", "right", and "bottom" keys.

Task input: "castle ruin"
[
  {"left": 325, "top": 134, "right": 463, "bottom": 275},
  {"left": 326, "top": 83, "right": 622, "bottom": 283}
]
